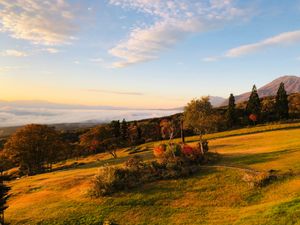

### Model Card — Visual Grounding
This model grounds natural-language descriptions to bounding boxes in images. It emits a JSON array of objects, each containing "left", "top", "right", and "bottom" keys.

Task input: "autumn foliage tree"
[
  {"left": 3, "top": 124, "right": 64, "bottom": 175},
  {"left": 79, "top": 125, "right": 119, "bottom": 158}
]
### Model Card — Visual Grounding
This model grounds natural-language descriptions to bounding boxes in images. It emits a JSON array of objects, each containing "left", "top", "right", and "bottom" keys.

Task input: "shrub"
[
  {"left": 125, "top": 155, "right": 145, "bottom": 170},
  {"left": 154, "top": 143, "right": 206, "bottom": 164},
  {"left": 153, "top": 144, "right": 166, "bottom": 158},
  {"left": 89, "top": 166, "right": 117, "bottom": 196}
]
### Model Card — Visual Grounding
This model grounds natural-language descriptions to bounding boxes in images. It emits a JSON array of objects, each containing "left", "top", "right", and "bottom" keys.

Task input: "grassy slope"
[{"left": 5, "top": 123, "right": 300, "bottom": 225}]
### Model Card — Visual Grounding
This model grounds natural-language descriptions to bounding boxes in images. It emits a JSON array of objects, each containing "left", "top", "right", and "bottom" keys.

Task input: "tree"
[
  {"left": 249, "top": 114, "right": 258, "bottom": 125},
  {"left": 183, "top": 97, "right": 222, "bottom": 135},
  {"left": 226, "top": 94, "right": 237, "bottom": 127},
  {"left": 120, "top": 119, "right": 129, "bottom": 143},
  {"left": 79, "top": 125, "right": 118, "bottom": 158},
  {"left": 0, "top": 174, "right": 10, "bottom": 225},
  {"left": 246, "top": 85, "right": 261, "bottom": 121},
  {"left": 139, "top": 121, "right": 161, "bottom": 142},
  {"left": 128, "top": 121, "right": 143, "bottom": 145},
  {"left": 110, "top": 120, "right": 121, "bottom": 139},
  {"left": 275, "top": 82, "right": 289, "bottom": 120},
  {"left": 3, "top": 124, "right": 64, "bottom": 175}
]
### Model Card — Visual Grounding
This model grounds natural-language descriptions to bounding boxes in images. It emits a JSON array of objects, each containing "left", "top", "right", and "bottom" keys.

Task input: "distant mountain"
[
  {"left": 221, "top": 75, "right": 300, "bottom": 105},
  {"left": 209, "top": 96, "right": 227, "bottom": 107}
]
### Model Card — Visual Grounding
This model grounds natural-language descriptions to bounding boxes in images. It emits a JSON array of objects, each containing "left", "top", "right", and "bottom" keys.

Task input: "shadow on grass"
[
  {"left": 220, "top": 149, "right": 299, "bottom": 166},
  {"left": 53, "top": 151, "right": 155, "bottom": 173}
]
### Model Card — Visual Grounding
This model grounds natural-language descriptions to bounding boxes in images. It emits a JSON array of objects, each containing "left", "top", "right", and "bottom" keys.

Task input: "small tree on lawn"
[
  {"left": 183, "top": 97, "right": 219, "bottom": 154},
  {"left": 249, "top": 114, "right": 258, "bottom": 125},
  {"left": 275, "top": 82, "right": 289, "bottom": 120}
]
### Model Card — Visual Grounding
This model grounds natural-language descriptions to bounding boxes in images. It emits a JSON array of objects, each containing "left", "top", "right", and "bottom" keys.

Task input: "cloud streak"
[
  {"left": 0, "top": 0, "right": 77, "bottom": 45},
  {"left": 226, "top": 30, "right": 300, "bottom": 57},
  {"left": 87, "top": 89, "right": 144, "bottom": 96},
  {"left": 109, "top": 0, "right": 245, "bottom": 67},
  {"left": 1, "top": 49, "right": 28, "bottom": 57}
]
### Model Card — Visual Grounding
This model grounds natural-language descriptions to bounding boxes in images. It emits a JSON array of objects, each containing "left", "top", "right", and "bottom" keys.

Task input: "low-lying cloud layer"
[{"left": 0, "top": 103, "right": 181, "bottom": 127}]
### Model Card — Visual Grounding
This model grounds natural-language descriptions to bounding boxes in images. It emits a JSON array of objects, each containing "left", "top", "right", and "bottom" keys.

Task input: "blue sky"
[{"left": 1, "top": 0, "right": 300, "bottom": 108}]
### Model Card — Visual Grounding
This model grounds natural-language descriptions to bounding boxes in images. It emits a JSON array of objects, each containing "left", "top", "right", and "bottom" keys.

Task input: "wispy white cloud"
[
  {"left": 202, "top": 30, "right": 300, "bottom": 61},
  {"left": 90, "top": 58, "right": 104, "bottom": 63},
  {"left": 0, "top": 0, "right": 77, "bottom": 45},
  {"left": 109, "top": 0, "right": 246, "bottom": 67},
  {"left": 43, "top": 48, "right": 60, "bottom": 54},
  {"left": 202, "top": 56, "right": 220, "bottom": 62},
  {"left": 1, "top": 49, "right": 28, "bottom": 57},
  {"left": 226, "top": 30, "right": 300, "bottom": 57}
]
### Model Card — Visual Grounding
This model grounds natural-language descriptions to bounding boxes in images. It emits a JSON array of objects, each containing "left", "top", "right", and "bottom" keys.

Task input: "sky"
[{"left": 1, "top": 0, "right": 300, "bottom": 110}]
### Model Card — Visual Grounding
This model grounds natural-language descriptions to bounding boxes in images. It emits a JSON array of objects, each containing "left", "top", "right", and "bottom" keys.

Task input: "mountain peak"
[{"left": 224, "top": 75, "right": 300, "bottom": 104}]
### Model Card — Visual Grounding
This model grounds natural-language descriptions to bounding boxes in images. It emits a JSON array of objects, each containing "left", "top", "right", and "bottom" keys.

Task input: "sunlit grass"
[{"left": 5, "top": 122, "right": 300, "bottom": 224}]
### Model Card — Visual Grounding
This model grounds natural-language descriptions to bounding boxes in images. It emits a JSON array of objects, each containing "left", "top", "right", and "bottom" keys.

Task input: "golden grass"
[{"left": 5, "top": 124, "right": 300, "bottom": 224}]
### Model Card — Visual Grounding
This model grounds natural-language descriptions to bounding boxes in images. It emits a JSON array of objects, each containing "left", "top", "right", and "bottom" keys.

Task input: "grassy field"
[{"left": 5, "top": 123, "right": 300, "bottom": 225}]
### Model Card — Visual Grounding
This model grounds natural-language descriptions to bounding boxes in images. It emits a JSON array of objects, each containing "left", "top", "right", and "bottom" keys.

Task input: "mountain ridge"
[{"left": 221, "top": 75, "right": 300, "bottom": 106}]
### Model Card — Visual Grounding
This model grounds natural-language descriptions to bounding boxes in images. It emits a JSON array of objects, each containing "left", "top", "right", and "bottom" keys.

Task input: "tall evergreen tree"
[
  {"left": 110, "top": 120, "right": 121, "bottom": 139},
  {"left": 120, "top": 119, "right": 128, "bottom": 142},
  {"left": 226, "top": 93, "right": 237, "bottom": 127},
  {"left": 275, "top": 82, "right": 289, "bottom": 120},
  {"left": 246, "top": 85, "right": 261, "bottom": 118},
  {"left": 136, "top": 122, "right": 142, "bottom": 143},
  {"left": 0, "top": 173, "right": 10, "bottom": 225}
]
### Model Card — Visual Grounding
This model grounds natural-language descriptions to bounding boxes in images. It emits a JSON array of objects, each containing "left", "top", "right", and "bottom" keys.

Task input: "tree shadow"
[{"left": 220, "top": 148, "right": 298, "bottom": 166}]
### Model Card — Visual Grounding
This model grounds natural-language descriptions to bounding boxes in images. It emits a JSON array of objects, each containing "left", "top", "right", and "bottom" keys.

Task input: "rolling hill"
[{"left": 5, "top": 122, "right": 300, "bottom": 224}]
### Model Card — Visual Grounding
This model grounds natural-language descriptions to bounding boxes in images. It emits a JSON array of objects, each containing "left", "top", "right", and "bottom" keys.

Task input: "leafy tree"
[
  {"left": 79, "top": 125, "right": 118, "bottom": 158},
  {"left": 139, "top": 121, "right": 161, "bottom": 142},
  {"left": 3, "top": 124, "right": 64, "bottom": 175},
  {"left": 183, "top": 96, "right": 222, "bottom": 135},
  {"left": 226, "top": 94, "right": 237, "bottom": 127},
  {"left": 275, "top": 82, "right": 289, "bottom": 120},
  {"left": 249, "top": 114, "right": 258, "bottom": 125},
  {"left": 128, "top": 121, "right": 143, "bottom": 145},
  {"left": 0, "top": 173, "right": 10, "bottom": 225},
  {"left": 246, "top": 85, "right": 261, "bottom": 120}
]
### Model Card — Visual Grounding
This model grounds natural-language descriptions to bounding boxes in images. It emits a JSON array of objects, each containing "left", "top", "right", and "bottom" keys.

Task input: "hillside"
[{"left": 5, "top": 123, "right": 300, "bottom": 225}]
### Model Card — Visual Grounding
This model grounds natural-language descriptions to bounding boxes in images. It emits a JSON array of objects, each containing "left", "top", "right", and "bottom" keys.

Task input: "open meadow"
[{"left": 5, "top": 123, "right": 300, "bottom": 225}]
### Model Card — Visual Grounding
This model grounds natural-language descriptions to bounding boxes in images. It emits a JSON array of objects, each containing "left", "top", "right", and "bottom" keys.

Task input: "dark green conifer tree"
[
  {"left": 275, "top": 82, "right": 289, "bottom": 120},
  {"left": 120, "top": 119, "right": 128, "bottom": 142},
  {"left": 226, "top": 93, "right": 237, "bottom": 127},
  {"left": 110, "top": 120, "right": 121, "bottom": 139},
  {"left": 246, "top": 85, "right": 261, "bottom": 118}
]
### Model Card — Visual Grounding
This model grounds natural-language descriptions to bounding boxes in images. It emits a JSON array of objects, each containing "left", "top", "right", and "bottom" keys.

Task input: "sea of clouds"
[{"left": 0, "top": 103, "right": 181, "bottom": 127}]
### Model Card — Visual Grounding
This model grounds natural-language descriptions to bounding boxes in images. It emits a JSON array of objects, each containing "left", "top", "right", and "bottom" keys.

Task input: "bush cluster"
[
  {"left": 90, "top": 142, "right": 211, "bottom": 197},
  {"left": 153, "top": 142, "right": 208, "bottom": 163}
]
